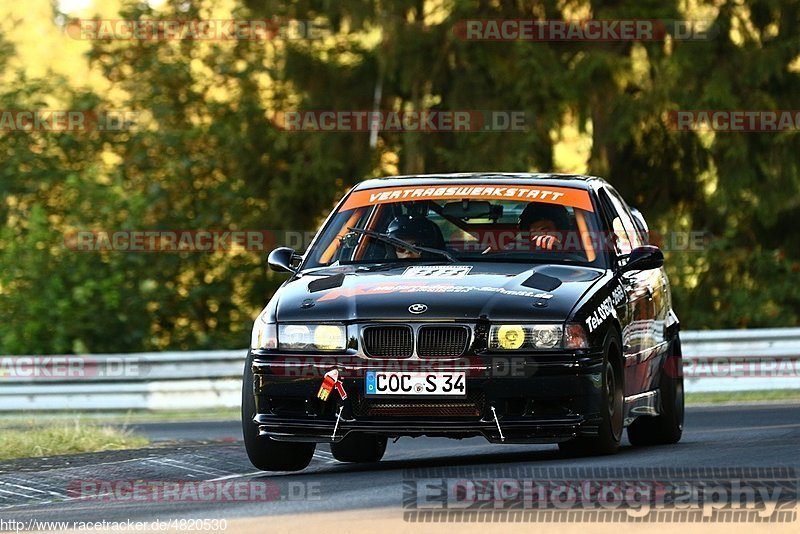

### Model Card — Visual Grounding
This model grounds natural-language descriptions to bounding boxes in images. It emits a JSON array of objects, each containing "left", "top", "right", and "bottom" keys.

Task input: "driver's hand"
[{"left": 532, "top": 234, "right": 560, "bottom": 250}]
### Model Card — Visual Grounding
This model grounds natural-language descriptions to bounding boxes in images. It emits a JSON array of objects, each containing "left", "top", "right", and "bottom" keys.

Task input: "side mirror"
[
  {"left": 268, "top": 247, "right": 300, "bottom": 273},
  {"left": 620, "top": 245, "right": 663, "bottom": 272}
]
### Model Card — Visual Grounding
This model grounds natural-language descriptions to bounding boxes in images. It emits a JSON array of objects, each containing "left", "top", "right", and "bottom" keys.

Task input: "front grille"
[
  {"left": 362, "top": 402, "right": 480, "bottom": 417},
  {"left": 363, "top": 326, "right": 413, "bottom": 358},
  {"left": 353, "top": 392, "right": 485, "bottom": 417},
  {"left": 417, "top": 326, "right": 470, "bottom": 358}
]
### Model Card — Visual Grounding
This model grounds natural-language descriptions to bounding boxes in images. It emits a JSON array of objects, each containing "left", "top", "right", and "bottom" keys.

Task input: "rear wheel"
[
  {"left": 241, "top": 351, "right": 315, "bottom": 471},
  {"left": 627, "top": 336, "right": 684, "bottom": 446},
  {"left": 330, "top": 433, "right": 387, "bottom": 463},
  {"left": 559, "top": 332, "right": 623, "bottom": 456}
]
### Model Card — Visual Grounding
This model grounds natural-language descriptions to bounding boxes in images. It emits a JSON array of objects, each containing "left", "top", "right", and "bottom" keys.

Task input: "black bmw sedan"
[{"left": 243, "top": 173, "right": 683, "bottom": 471}]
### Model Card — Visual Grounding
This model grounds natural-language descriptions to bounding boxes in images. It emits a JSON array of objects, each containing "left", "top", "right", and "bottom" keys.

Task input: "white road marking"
[
  {"left": 208, "top": 471, "right": 265, "bottom": 482},
  {"left": 207, "top": 450, "right": 338, "bottom": 481},
  {"left": 0, "top": 486, "right": 39, "bottom": 499},
  {"left": 313, "top": 450, "right": 338, "bottom": 464},
  {"left": 0, "top": 480, "right": 66, "bottom": 500},
  {"left": 701, "top": 422, "right": 800, "bottom": 433},
  {"left": 145, "top": 458, "right": 225, "bottom": 476}
]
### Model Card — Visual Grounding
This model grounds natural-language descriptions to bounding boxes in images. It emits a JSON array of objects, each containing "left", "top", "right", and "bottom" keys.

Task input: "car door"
[{"left": 597, "top": 187, "right": 660, "bottom": 397}]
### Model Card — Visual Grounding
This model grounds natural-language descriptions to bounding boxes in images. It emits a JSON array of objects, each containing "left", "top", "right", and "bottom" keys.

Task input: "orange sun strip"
[
  {"left": 340, "top": 184, "right": 594, "bottom": 212},
  {"left": 353, "top": 204, "right": 386, "bottom": 260},
  {"left": 319, "top": 208, "right": 364, "bottom": 264},
  {"left": 575, "top": 210, "right": 596, "bottom": 262}
]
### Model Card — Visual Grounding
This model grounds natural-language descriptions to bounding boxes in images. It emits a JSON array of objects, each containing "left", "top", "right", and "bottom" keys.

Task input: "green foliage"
[{"left": 0, "top": 0, "right": 798, "bottom": 354}]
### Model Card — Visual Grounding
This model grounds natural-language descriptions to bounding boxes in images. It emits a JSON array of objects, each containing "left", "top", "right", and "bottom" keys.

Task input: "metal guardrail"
[
  {"left": 0, "top": 351, "right": 245, "bottom": 411},
  {"left": 681, "top": 328, "right": 800, "bottom": 393},
  {"left": 1, "top": 329, "right": 798, "bottom": 411}
]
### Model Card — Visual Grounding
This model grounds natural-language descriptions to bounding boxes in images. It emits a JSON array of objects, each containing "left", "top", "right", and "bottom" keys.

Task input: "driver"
[
  {"left": 518, "top": 202, "right": 570, "bottom": 251},
  {"left": 386, "top": 214, "right": 442, "bottom": 259}
]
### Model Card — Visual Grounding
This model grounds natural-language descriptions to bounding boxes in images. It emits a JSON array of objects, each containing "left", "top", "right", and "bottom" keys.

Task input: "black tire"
[
  {"left": 559, "top": 332, "right": 623, "bottom": 456},
  {"left": 241, "top": 351, "right": 315, "bottom": 471},
  {"left": 330, "top": 433, "right": 387, "bottom": 463},
  {"left": 627, "top": 336, "right": 684, "bottom": 446}
]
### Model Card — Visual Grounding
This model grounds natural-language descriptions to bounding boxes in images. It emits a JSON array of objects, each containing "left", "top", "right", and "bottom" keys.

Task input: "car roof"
[{"left": 353, "top": 172, "right": 608, "bottom": 192}]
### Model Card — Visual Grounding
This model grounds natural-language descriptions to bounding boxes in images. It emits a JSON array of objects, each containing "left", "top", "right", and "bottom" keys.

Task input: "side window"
[
  {"left": 629, "top": 207, "right": 650, "bottom": 244},
  {"left": 611, "top": 217, "right": 633, "bottom": 255},
  {"left": 598, "top": 188, "right": 640, "bottom": 256},
  {"left": 607, "top": 188, "right": 644, "bottom": 250}
]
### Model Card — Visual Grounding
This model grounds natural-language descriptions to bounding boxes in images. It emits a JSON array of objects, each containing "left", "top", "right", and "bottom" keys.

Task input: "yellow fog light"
[
  {"left": 497, "top": 325, "right": 525, "bottom": 350},
  {"left": 314, "top": 325, "right": 346, "bottom": 351}
]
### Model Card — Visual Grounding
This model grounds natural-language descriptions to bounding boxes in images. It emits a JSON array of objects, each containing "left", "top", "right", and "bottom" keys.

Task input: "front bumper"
[{"left": 249, "top": 352, "right": 605, "bottom": 444}]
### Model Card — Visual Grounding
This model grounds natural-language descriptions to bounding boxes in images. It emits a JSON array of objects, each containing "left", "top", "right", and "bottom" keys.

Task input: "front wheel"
[
  {"left": 241, "top": 351, "right": 315, "bottom": 471},
  {"left": 627, "top": 336, "right": 684, "bottom": 446},
  {"left": 559, "top": 332, "right": 623, "bottom": 456}
]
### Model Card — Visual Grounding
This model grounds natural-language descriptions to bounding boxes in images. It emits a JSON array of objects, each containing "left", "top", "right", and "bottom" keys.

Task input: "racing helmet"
[{"left": 386, "top": 214, "right": 445, "bottom": 249}]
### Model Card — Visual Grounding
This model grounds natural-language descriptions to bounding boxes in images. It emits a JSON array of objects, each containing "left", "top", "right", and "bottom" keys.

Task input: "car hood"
[{"left": 273, "top": 263, "right": 605, "bottom": 323}]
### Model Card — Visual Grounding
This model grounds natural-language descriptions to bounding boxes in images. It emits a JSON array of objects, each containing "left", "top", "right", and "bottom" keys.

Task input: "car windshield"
[{"left": 304, "top": 183, "right": 606, "bottom": 268}]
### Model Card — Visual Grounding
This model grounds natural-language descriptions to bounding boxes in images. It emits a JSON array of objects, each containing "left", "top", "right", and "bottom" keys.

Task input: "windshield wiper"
[{"left": 345, "top": 227, "right": 457, "bottom": 263}]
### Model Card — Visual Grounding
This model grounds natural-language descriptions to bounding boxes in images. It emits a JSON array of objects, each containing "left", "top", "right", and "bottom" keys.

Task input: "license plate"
[{"left": 365, "top": 371, "right": 466, "bottom": 396}]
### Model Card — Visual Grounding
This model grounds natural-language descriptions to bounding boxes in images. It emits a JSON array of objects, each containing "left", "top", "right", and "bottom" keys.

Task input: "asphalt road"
[{"left": 0, "top": 403, "right": 798, "bottom": 528}]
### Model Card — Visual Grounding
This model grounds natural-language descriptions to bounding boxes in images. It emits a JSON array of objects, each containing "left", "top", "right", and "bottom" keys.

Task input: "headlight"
[
  {"left": 489, "top": 324, "right": 563, "bottom": 350},
  {"left": 278, "top": 324, "right": 346, "bottom": 351},
  {"left": 250, "top": 314, "right": 277, "bottom": 350}
]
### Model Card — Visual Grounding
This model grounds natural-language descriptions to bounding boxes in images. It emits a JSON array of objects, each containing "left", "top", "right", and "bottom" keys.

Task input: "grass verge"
[
  {"left": 686, "top": 389, "right": 800, "bottom": 405},
  {"left": 0, "top": 407, "right": 240, "bottom": 425},
  {"left": 0, "top": 420, "right": 149, "bottom": 461}
]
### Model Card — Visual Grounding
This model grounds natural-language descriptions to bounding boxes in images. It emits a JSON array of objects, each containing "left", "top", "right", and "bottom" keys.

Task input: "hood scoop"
[
  {"left": 308, "top": 273, "right": 345, "bottom": 293},
  {"left": 521, "top": 272, "right": 562, "bottom": 292},
  {"left": 537, "top": 265, "right": 601, "bottom": 282}
]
